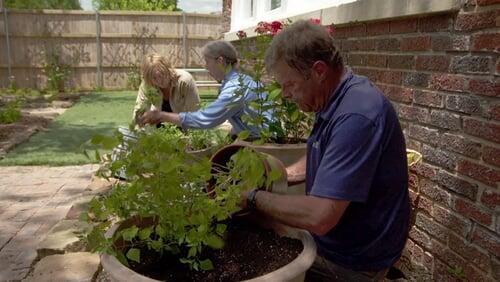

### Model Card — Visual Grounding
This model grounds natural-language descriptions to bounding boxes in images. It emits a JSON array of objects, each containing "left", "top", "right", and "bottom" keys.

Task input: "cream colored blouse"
[{"left": 132, "top": 69, "right": 201, "bottom": 122}]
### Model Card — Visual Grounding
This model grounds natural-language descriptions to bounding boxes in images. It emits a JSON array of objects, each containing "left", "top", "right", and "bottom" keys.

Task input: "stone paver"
[
  {"left": 0, "top": 165, "right": 97, "bottom": 281},
  {"left": 24, "top": 252, "right": 100, "bottom": 282},
  {"left": 37, "top": 219, "right": 91, "bottom": 258}
]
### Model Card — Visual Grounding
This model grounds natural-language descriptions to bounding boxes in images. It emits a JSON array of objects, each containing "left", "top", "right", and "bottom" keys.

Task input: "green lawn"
[{"left": 0, "top": 90, "right": 218, "bottom": 166}]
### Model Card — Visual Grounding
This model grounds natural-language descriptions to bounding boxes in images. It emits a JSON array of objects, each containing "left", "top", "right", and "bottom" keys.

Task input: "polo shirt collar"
[{"left": 318, "top": 67, "right": 353, "bottom": 120}]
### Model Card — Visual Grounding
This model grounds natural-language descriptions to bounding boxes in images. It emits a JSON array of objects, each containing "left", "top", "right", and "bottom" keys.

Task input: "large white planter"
[{"left": 101, "top": 222, "right": 317, "bottom": 282}]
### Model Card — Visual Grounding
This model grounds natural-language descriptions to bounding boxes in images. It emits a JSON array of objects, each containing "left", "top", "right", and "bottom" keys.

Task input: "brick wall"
[
  {"left": 221, "top": 0, "right": 232, "bottom": 34},
  {"left": 332, "top": 1, "right": 499, "bottom": 281}
]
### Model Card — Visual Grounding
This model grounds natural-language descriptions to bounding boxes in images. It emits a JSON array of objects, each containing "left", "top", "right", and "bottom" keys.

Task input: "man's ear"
[{"left": 311, "top": 61, "right": 328, "bottom": 82}]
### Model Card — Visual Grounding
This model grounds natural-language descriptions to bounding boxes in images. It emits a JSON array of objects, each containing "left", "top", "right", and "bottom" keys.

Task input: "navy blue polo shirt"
[{"left": 306, "top": 68, "right": 410, "bottom": 271}]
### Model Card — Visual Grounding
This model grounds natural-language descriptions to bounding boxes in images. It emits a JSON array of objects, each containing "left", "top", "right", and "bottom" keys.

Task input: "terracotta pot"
[
  {"left": 207, "top": 143, "right": 288, "bottom": 195},
  {"left": 101, "top": 218, "right": 317, "bottom": 282}
]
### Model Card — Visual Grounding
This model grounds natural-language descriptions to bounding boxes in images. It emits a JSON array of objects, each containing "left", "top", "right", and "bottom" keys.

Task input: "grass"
[
  {"left": 0, "top": 89, "right": 219, "bottom": 166},
  {"left": 0, "top": 91, "right": 136, "bottom": 166}
]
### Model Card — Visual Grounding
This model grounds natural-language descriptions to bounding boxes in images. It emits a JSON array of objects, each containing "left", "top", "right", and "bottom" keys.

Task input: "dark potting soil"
[{"left": 128, "top": 219, "right": 303, "bottom": 281}]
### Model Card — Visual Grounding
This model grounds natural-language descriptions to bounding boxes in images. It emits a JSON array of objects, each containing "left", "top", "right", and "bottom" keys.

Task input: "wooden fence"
[{"left": 0, "top": 9, "right": 222, "bottom": 90}]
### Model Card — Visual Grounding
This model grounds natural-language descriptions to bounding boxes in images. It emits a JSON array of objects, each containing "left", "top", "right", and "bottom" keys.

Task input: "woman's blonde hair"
[{"left": 141, "top": 54, "right": 178, "bottom": 88}]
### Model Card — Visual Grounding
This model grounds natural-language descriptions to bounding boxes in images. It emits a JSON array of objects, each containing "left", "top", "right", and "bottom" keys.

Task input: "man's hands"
[{"left": 139, "top": 110, "right": 166, "bottom": 126}]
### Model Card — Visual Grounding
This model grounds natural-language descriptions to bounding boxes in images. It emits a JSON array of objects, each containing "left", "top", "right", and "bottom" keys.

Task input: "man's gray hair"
[
  {"left": 202, "top": 40, "right": 238, "bottom": 66},
  {"left": 265, "top": 20, "right": 343, "bottom": 77}
]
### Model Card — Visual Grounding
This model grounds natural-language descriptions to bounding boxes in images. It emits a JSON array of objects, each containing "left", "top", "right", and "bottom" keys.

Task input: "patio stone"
[
  {"left": 25, "top": 252, "right": 100, "bottom": 282},
  {"left": 37, "top": 220, "right": 90, "bottom": 258},
  {"left": 65, "top": 195, "right": 95, "bottom": 220}
]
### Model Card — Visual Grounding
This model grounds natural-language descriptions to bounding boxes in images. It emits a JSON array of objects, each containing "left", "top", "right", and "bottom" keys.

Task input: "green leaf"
[
  {"left": 138, "top": 227, "right": 152, "bottom": 240},
  {"left": 121, "top": 226, "right": 139, "bottom": 241},
  {"left": 116, "top": 250, "right": 130, "bottom": 267},
  {"left": 126, "top": 248, "right": 141, "bottom": 263},
  {"left": 188, "top": 246, "right": 198, "bottom": 257},
  {"left": 237, "top": 130, "right": 250, "bottom": 140},
  {"left": 205, "top": 235, "right": 224, "bottom": 249},
  {"left": 199, "top": 259, "right": 214, "bottom": 270},
  {"left": 269, "top": 88, "right": 281, "bottom": 100},
  {"left": 215, "top": 224, "right": 226, "bottom": 236}
]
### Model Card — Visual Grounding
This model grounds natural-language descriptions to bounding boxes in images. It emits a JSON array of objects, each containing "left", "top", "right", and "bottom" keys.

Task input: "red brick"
[
  {"left": 367, "top": 21, "right": 390, "bottom": 36},
  {"left": 403, "top": 72, "right": 429, "bottom": 88},
  {"left": 472, "top": 33, "right": 500, "bottom": 52},
  {"left": 431, "top": 239, "right": 467, "bottom": 269},
  {"left": 431, "top": 35, "right": 470, "bottom": 51},
  {"left": 455, "top": 10, "right": 500, "bottom": 31},
  {"left": 439, "top": 133, "right": 482, "bottom": 159},
  {"left": 471, "top": 226, "right": 500, "bottom": 255},
  {"left": 430, "top": 110, "right": 461, "bottom": 131},
  {"left": 380, "top": 85, "right": 413, "bottom": 103},
  {"left": 423, "top": 251, "right": 434, "bottom": 272},
  {"left": 416, "top": 213, "right": 449, "bottom": 242},
  {"left": 416, "top": 55, "right": 450, "bottom": 72},
  {"left": 480, "top": 189, "right": 500, "bottom": 210},
  {"left": 448, "top": 233, "right": 491, "bottom": 272},
  {"left": 347, "top": 24, "right": 367, "bottom": 37},
  {"left": 476, "top": 0, "right": 500, "bottom": 5},
  {"left": 401, "top": 36, "right": 431, "bottom": 51},
  {"left": 409, "top": 189, "right": 420, "bottom": 206},
  {"left": 365, "top": 54, "right": 386, "bottom": 67},
  {"left": 376, "top": 70, "right": 402, "bottom": 85},
  {"left": 489, "top": 103, "right": 500, "bottom": 121},
  {"left": 390, "top": 18, "right": 418, "bottom": 34},
  {"left": 409, "top": 124, "right": 439, "bottom": 145},
  {"left": 420, "top": 178, "right": 452, "bottom": 207},
  {"left": 454, "top": 197, "right": 493, "bottom": 226},
  {"left": 409, "top": 226, "right": 433, "bottom": 249},
  {"left": 457, "top": 159, "right": 500, "bottom": 187},
  {"left": 433, "top": 205, "right": 473, "bottom": 240},
  {"left": 450, "top": 55, "right": 491, "bottom": 74},
  {"left": 469, "top": 78, "right": 500, "bottom": 97},
  {"left": 430, "top": 74, "right": 468, "bottom": 92},
  {"left": 422, "top": 144, "right": 457, "bottom": 171},
  {"left": 434, "top": 259, "right": 462, "bottom": 281},
  {"left": 465, "top": 265, "right": 496, "bottom": 282},
  {"left": 353, "top": 67, "right": 377, "bottom": 82},
  {"left": 436, "top": 170, "right": 478, "bottom": 200},
  {"left": 445, "top": 95, "right": 481, "bottom": 115},
  {"left": 482, "top": 146, "right": 500, "bottom": 167},
  {"left": 398, "top": 104, "right": 429, "bottom": 122},
  {"left": 463, "top": 117, "right": 500, "bottom": 144},
  {"left": 497, "top": 58, "right": 500, "bottom": 75},
  {"left": 419, "top": 14, "right": 453, "bottom": 32},
  {"left": 413, "top": 90, "right": 443, "bottom": 108},
  {"left": 387, "top": 55, "right": 415, "bottom": 69},
  {"left": 410, "top": 162, "right": 438, "bottom": 180},
  {"left": 348, "top": 53, "right": 363, "bottom": 66},
  {"left": 375, "top": 38, "right": 400, "bottom": 51},
  {"left": 343, "top": 39, "right": 376, "bottom": 51},
  {"left": 417, "top": 195, "right": 434, "bottom": 214}
]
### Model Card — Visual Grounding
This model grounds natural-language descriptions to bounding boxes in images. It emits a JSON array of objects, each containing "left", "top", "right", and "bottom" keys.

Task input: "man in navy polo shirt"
[{"left": 240, "top": 20, "right": 410, "bottom": 281}]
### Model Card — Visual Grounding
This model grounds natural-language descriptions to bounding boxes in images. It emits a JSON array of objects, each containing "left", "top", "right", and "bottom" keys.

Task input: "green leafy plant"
[
  {"left": 82, "top": 127, "right": 281, "bottom": 271},
  {"left": 93, "top": 0, "right": 179, "bottom": 11},
  {"left": 234, "top": 19, "right": 335, "bottom": 144},
  {"left": 0, "top": 99, "right": 22, "bottom": 124},
  {"left": 42, "top": 53, "right": 71, "bottom": 93},
  {"left": 126, "top": 63, "right": 142, "bottom": 90}
]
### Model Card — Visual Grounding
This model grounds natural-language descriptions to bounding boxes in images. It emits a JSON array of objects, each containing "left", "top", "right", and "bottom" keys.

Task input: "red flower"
[
  {"left": 270, "top": 21, "right": 283, "bottom": 35},
  {"left": 309, "top": 18, "right": 321, "bottom": 25},
  {"left": 255, "top": 21, "right": 271, "bottom": 34},
  {"left": 236, "top": 30, "right": 247, "bottom": 39}
]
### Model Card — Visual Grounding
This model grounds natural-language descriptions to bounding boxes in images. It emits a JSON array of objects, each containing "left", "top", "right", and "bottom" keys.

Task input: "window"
[{"left": 271, "top": 0, "right": 281, "bottom": 10}]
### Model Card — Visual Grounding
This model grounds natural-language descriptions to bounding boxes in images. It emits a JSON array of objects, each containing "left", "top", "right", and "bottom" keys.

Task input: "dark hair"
[{"left": 265, "top": 20, "right": 343, "bottom": 77}]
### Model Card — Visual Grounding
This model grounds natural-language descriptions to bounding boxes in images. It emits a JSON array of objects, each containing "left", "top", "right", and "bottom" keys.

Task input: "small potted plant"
[{"left": 82, "top": 130, "right": 316, "bottom": 281}]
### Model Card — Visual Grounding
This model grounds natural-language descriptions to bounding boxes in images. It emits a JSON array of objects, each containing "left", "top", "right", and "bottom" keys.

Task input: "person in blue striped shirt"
[{"left": 139, "top": 40, "right": 272, "bottom": 138}]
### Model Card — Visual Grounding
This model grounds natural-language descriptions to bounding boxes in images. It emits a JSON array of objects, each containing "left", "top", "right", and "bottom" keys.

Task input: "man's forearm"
[
  {"left": 250, "top": 191, "right": 348, "bottom": 236},
  {"left": 286, "top": 154, "right": 307, "bottom": 185}
]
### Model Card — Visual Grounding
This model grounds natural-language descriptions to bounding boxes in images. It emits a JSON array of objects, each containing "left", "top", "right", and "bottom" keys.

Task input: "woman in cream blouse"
[{"left": 133, "top": 54, "right": 200, "bottom": 125}]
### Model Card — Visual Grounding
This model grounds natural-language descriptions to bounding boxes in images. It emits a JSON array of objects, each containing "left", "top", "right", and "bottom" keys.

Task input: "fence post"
[
  {"left": 182, "top": 11, "right": 187, "bottom": 68},
  {"left": 95, "top": 11, "right": 103, "bottom": 89},
  {"left": 1, "top": 1, "right": 12, "bottom": 81}
]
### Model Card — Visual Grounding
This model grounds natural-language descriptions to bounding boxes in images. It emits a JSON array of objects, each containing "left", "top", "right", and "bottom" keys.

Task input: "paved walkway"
[{"left": 0, "top": 165, "right": 97, "bottom": 281}]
